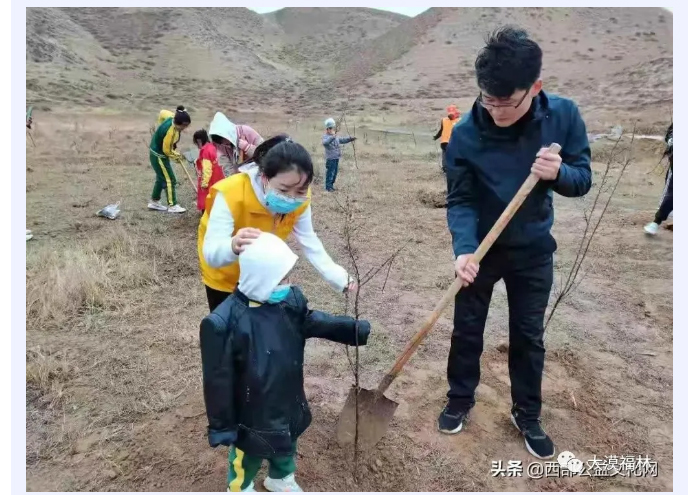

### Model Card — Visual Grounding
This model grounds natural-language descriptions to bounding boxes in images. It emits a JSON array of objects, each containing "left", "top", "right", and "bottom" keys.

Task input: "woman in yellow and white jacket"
[{"left": 198, "top": 135, "right": 355, "bottom": 311}]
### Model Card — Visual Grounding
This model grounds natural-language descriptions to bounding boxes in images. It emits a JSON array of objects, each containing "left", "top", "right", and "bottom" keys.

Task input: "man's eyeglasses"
[{"left": 478, "top": 88, "right": 531, "bottom": 109}]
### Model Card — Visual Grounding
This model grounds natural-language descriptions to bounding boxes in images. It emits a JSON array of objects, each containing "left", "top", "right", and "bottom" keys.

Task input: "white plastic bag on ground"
[{"left": 97, "top": 202, "right": 121, "bottom": 220}]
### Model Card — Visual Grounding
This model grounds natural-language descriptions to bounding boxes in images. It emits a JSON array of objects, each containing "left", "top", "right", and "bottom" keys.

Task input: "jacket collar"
[
  {"left": 233, "top": 288, "right": 263, "bottom": 307},
  {"left": 471, "top": 90, "right": 550, "bottom": 141}
]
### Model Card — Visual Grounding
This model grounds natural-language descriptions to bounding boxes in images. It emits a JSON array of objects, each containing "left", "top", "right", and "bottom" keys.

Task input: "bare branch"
[
  {"left": 648, "top": 155, "right": 666, "bottom": 176},
  {"left": 545, "top": 124, "right": 635, "bottom": 330},
  {"left": 360, "top": 242, "right": 409, "bottom": 288},
  {"left": 337, "top": 94, "right": 359, "bottom": 170},
  {"left": 332, "top": 195, "right": 347, "bottom": 214}
]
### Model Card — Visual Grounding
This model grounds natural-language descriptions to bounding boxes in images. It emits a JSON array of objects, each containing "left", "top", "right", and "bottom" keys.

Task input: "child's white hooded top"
[{"left": 238, "top": 233, "right": 298, "bottom": 303}]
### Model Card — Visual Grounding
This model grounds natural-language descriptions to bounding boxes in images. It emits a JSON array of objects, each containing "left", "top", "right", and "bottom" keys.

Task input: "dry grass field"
[{"left": 26, "top": 107, "right": 672, "bottom": 491}]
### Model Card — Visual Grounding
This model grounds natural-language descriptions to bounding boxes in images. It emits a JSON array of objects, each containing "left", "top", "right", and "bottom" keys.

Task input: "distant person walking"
[
  {"left": 644, "top": 123, "right": 673, "bottom": 235},
  {"left": 148, "top": 107, "right": 191, "bottom": 213},
  {"left": 433, "top": 105, "right": 461, "bottom": 172},
  {"left": 321, "top": 118, "right": 356, "bottom": 192},
  {"left": 208, "top": 112, "right": 264, "bottom": 177}
]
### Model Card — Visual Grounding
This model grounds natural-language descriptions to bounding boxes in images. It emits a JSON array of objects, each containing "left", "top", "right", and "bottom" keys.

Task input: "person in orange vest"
[{"left": 434, "top": 105, "right": 461, "bottom": 172}]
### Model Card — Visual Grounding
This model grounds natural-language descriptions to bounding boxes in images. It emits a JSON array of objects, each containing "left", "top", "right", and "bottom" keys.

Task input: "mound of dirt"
[{"left": 418, "top": 189, "right": 447, "bottom": 208}]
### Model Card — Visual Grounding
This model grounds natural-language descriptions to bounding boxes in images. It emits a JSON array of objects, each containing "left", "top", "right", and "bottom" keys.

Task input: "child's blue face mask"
[
  {"left": 265, "top": 189, "right": 305, "bottom": 215},
  {"left": 267, "top": 284, "right": 291, "bottom": 304}
]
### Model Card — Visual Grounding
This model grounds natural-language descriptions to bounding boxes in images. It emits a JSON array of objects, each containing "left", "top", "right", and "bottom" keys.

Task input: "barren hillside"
[
  {"left": 27, "top": 7, "right": 298, "bottom": 111},
  {"left": 266, "top": 7, "right": 406, "bottom": 77},
  {"left": 26, "top": 7, "right": 672, "bottom": 129},
  {"left": 340, "top": 7, "right": 672, "bottom": 127}
]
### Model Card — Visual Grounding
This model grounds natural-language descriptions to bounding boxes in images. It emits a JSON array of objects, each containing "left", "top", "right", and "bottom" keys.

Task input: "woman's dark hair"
[
  {"left": 475, "top": 25, "right": 542, "bottom": 98},
  {"left": 242, "top": 133, "right": 290, "bottom": 166},
  {"left": 211, "top": 134, "right": 233, "bottom": 147},
  {"left": 257, "top": 135, "right": 314, "bottom": 186},
  {"left": 193, "top": 129, "right": 209, "bottom": 145},
  {"left": 174, "top": 107, "right": 191, "bottom": 125}
]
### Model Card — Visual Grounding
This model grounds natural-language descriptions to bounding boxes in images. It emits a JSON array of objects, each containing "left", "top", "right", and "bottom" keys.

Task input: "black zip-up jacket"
[
  {"left": 199, "top": 286, "right": 370, "bottom": 458},
  {"left": 446, "top": 91, "right": 592, "bottom": 257},
  {"left": 664, "top": 123, "right": 673, "bottom": 168}
]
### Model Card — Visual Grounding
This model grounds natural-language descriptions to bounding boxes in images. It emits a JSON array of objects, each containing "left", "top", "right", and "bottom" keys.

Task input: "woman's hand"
[{"left": 231, "top": 227, "right": 262, "bottom": 255}]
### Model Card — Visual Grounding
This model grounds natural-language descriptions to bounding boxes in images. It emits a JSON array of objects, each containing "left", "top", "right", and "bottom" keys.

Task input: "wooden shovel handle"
[
  {"left": 376, "top": 143, "right": 562, "bottom": 394},
  {"left": 176, "top": 156, "right": 198, "bottom": 191}
]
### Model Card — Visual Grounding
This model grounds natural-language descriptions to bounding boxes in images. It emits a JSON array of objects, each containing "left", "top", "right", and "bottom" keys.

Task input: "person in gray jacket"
[{"left": 321, "top": 118, "right": 356, "bottom": 192}]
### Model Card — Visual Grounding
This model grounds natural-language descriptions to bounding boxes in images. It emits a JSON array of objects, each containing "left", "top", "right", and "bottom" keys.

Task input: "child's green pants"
[{"left": 227, "top": 442, "right": 297, "bottom": 492}]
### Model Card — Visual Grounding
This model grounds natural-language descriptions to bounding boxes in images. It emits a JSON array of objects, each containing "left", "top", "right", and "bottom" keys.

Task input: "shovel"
[
  {"left": 336, "top": 143, "right": 562, "bottom": 450},
  {"left": 176, "top": 155, "right": 198, "bottom": 192}
]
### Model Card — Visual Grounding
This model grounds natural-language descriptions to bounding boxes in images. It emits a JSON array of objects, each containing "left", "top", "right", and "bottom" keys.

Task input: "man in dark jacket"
[
  {"left": 644, "top": 123, "right": 673, "bottom": 235},
  {"left": 200, "top": 232, "right": 370, "bottom": 492},
  {"left": 440, "top": 26, "right": 592, "bottom": 460}
]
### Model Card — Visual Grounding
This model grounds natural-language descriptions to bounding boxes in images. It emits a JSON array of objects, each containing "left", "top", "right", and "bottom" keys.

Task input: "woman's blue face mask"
[{"left": 265, "top": 189, "right": 306, "bottom": 215}]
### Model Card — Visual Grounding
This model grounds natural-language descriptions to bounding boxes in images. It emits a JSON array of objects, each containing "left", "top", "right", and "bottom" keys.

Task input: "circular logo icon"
[{"left": 557, "top": 451, "right": 575, "bottom": 468}]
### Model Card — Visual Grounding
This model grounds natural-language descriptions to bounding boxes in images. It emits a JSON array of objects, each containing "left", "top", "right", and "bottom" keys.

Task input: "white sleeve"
[
  {"left": 293, "top": 205, "right": 350, "bottom": 292},
  {"left": 202, "top": 193, "right": 238, "bottom": 268}
]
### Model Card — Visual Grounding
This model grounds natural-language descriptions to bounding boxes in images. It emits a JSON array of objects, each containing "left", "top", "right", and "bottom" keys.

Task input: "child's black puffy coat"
[{"left": 200, "top": 286, "right": 370, "bottom": 458}]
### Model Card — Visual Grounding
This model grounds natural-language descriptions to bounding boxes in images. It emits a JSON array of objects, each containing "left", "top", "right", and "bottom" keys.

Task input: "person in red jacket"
[{"left": 193, "top": 130, "right": 225, "bottom": 213}]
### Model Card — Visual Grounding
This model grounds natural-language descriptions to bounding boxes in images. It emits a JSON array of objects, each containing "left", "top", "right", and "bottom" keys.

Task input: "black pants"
[
  {"left": 447, "top": 248, "right": 553, "bottom": 421},
  {"left": 441, "top": 142, "right": 448, "bottom": 172},
  {"left": 654, "top": 166, "right": 673, "bottom": 224},
  {"left": 205, "top": 285, "right": 231, "bottom": 312}
]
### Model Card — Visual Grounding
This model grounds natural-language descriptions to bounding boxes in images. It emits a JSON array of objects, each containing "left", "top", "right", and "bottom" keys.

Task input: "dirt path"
[{"left": 26, "top": 113, "right": 672, "bottom": 491}]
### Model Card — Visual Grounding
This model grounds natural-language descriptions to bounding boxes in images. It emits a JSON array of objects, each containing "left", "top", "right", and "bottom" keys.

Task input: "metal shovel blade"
[{"left": 336, "top": 386, "right": 399, "bottom": 450}]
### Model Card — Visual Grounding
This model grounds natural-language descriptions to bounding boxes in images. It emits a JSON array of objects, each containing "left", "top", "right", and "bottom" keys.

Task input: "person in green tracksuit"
[{"left": 148, "top": 107, "right": 191, "bottom": 213}]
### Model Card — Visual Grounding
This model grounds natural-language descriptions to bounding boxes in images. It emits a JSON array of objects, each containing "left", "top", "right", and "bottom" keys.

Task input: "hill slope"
[
  {"left": 264, "top": 7, "right": 406, "bottom": 78},
  {"left": 26, "top": 7, "right": 672, "bottom": 127},
  {"left": 339, "top": 7, "right": 672, "bottom": 124}
]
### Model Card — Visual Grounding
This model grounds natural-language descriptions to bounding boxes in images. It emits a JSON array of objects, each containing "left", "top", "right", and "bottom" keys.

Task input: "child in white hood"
[
  {"left": 200, "top": 232, "right": 371, "bottom": 492},
  {"left": 209, "top": 112, "right": 264, "bottom": 177}
]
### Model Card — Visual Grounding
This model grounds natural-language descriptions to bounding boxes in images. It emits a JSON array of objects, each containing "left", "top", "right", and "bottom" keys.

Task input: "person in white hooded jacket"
[
  {"left": 209, "top": 112, "right": 264, "bottom": 177},
  {"left": 197, "top": 135, "right": 356, "bottom": 312},
  {"left": 199, "top": 232, "right": 370, "bottom": 492}
]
